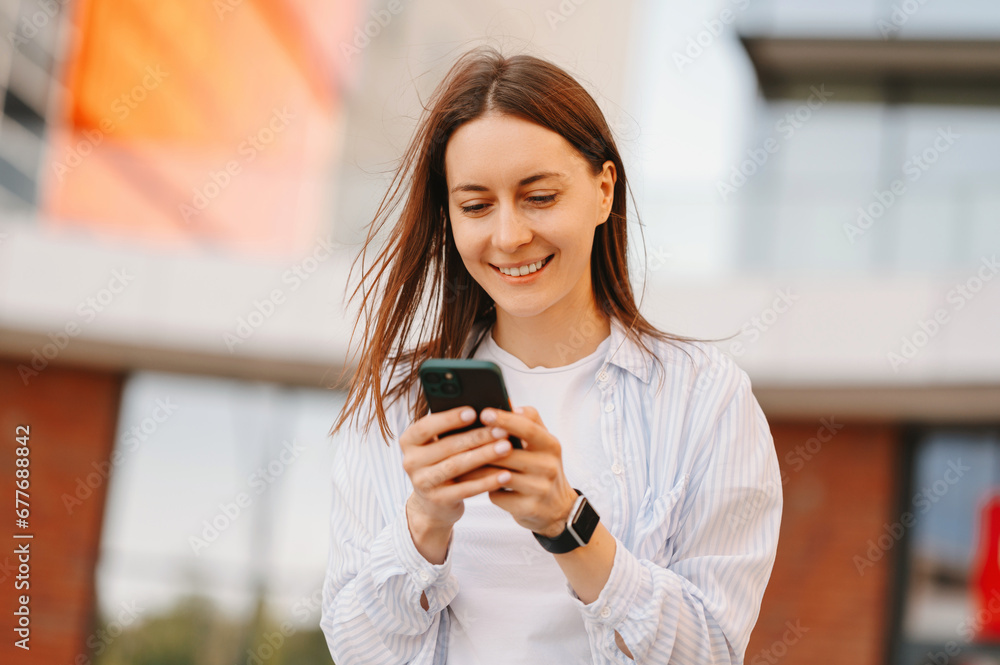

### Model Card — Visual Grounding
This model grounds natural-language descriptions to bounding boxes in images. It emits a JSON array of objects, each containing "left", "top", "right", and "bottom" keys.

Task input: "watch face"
[{"left": 569, "top": 497, "right": 600, "bottom": 544}]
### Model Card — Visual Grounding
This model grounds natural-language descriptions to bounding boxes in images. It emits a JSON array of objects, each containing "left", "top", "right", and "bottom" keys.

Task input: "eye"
[
  {"left": 528, "top": 193, "right": 557, "bottom": 205},
  {"left": 460, "top": 202, "right": 489, "bottom": 214}
]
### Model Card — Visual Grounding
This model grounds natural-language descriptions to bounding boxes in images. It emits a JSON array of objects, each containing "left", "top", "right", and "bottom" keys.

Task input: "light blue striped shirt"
[{"left": 321, "top": 316, "right": 782, "bottom": 664}]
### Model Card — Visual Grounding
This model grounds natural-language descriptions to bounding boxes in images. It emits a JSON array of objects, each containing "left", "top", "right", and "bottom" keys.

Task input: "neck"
[{"left": 491, "top": 300, "right": 611, "bottom": 369}]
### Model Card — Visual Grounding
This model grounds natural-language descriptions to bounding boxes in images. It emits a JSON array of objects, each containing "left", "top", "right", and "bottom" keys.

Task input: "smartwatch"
[{"left": 532, "top": 489, "right": 600, "bottom": 554}]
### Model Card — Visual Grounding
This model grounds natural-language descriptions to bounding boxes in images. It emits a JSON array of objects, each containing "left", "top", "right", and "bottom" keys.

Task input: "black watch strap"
[{"left": 533, "top": 489, "right": 600, "bottom": 554}]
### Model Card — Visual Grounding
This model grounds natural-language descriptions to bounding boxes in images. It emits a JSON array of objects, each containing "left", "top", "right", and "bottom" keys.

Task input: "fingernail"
[
  {"left": 481, "top": 410, "right": 496, "bottom": 423},
  {"left": 460, "top": 408, "right": 476, "bottom": 422},
  {"left": 494, "top": 440, "right": 511, "bottom": 454},
  {"left": 514, "top": 406, "right": 524, "bottom": 414},
  {"left": 491, "top": 427, "right": 506, "bottom": 439},
  {"left": 497, "top": 471, "right": 512, "bottom": 483}
]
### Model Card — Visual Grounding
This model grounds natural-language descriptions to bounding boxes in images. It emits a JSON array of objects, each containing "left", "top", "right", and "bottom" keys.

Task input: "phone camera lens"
[
  {"left": 424, "top": 372, "right": 441, "bottom": 383},
  {"left": 441, "top": 383, "right": 458, "bottom": 396}
]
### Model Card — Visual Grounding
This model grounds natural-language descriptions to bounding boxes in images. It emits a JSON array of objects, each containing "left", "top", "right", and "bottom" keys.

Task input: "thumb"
[{"left": 513, "top": 404, "right": 544, "bottom": 426}]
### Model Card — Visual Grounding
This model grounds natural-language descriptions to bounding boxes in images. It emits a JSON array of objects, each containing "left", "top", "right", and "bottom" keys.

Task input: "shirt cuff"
[
  {"left": 567, "top": 535, "right": 643, "bottom": 628},
  {"left": 389, "top": 505, "right": 459, "bottom": 613}
]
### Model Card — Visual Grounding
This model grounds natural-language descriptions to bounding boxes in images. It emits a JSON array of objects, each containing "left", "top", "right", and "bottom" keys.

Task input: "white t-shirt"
[{"left": 446, "top": 328, "right": 612, "bottom": 664}]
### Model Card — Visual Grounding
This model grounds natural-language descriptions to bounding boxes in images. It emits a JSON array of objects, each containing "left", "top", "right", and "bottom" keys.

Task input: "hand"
[
  {"left": 466, "top": 406, "right": 579, "bottom": 538},
  {"left": 399, "top": 406, "right": 514, "bottom": 562},
  {"left": 458, "top": 407, "right": 622, "bottom": 635}
]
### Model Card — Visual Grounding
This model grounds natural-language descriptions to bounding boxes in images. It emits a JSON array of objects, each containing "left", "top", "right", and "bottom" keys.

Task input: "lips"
[{"left": 494, "top": 255, "right": 553, "bottom": 277}]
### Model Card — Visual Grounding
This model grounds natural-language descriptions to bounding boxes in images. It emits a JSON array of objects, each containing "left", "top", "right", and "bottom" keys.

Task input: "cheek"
[
  {"left": 449, "top": 225, "right": 483, "bottom": 267},
  {"left": 448, "top": 215, "right": 467, "bottom": 250}
]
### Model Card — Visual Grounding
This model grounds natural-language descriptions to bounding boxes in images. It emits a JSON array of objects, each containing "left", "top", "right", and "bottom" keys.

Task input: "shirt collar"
[
  {"left": 605, "top": 315, "right": 653, "bottom": 384},
  {"left": 463, "top": 315, "right": 654, "bottom": 384}
]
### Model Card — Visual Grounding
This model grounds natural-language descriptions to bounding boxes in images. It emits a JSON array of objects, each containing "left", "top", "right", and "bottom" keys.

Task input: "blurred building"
[
  {"left": 730, "top": 4, "right": 1000, "bottom": 664},
  {"left": 1, "top": 1, "right": 999, "bottom": 664}
]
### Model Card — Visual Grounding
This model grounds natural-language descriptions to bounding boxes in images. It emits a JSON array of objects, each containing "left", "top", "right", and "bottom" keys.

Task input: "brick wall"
[
  {"left": 746, "top": 420, "right": 901, "bottom": 665},
  {"left": 0, "top": 358, "right": 124, "bottom": 665},
  {"left": 0, "top": 361, "right": 904, "bottom": 664}
]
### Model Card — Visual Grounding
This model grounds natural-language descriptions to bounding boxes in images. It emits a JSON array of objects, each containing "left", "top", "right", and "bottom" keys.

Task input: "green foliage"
[{"left": 91, "top": 594, "right": 334, "bottom": 665}]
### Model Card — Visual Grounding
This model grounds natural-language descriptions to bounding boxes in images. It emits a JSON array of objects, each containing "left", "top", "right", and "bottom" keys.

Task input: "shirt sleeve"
[
  {"left": 568, "top": 364, "right": 782, "bottom": 664},
  {"left": 320, "top": 419, "right": 460, "bottom": 665}
]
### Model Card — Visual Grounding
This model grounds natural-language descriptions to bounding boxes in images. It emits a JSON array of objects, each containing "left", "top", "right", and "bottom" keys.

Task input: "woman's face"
[{"left": 444, "top": 113, "right": 616, "bottom": 323}]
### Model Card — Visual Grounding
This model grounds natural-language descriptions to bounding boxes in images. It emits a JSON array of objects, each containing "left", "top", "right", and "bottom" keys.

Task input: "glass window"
[
  {"left": 93, "top": 371, "right": 341, "bottom": 664},
  {"left": 740, "top": 0, "right": 1000, "bottom": 38},
  {"left": 739, "top": 102, "right": 1000, "bottom": 276},
  {"left": 0, "top": 0, "right": 68, "bottom": 212},
  {"left": 894, "top": 426, "right": 1000, "bottom": 665}
]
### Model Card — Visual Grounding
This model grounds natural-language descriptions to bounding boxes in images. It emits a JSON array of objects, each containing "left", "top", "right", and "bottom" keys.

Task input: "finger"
[
  {"left": 452, "top": 465, "right": 503, "bottom": 484},
  {"left": 514, "top": 405, "right": 544, "bottom": 426},
  {"left": 487, "top": 486, "right": 520, "bottom": 511},
  {"left": 400, "top": 406, "right": 477, "bottom": 450},
  {"left": 420, "top": 425, "right": 508, "bottom": 469},
  {"left": 436, "top": 467, "right": 513, "bottom": 503},
  {"left": 487, "top": 472, "right": 565, "bottom": 518},
  {"left": 413, "top": 439, "right": 513, "bottom": 492},
  {"left": 488, "top": 468, "right": 550, "bottom": 496},
  {"left": 477, "top": 450, "right": 557, "bottom": 477},
  {"left": 486, "top": 471, "right": 541, "bottom": 509},
  {"left": 480, "top": 408, "right": 557, "bottom": 452}
]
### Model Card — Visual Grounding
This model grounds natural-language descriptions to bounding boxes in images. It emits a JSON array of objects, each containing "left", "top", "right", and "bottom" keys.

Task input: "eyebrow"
[{"left": 449, "top": 171, "right": 565, "bottom": 195}]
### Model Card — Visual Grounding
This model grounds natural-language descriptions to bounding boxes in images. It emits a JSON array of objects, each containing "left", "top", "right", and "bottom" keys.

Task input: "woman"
[{"left": 321, "top": 46, "right": 782, "bottom": 664}]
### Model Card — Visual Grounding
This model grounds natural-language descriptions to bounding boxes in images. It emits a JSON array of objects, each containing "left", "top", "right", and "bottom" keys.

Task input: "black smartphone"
[{"left": 418, "top": 359, "right": 523, "bottom": 449}]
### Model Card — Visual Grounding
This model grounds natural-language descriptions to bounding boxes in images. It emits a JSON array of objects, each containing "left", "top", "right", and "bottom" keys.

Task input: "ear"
[{"left": 596, "top": 160, "right": 617, "bottom": 226}]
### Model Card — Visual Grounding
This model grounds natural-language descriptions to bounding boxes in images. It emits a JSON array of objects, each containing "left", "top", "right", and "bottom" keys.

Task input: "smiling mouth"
[{"left": 493, "top": 255, "right": 553, "bottom": 277}]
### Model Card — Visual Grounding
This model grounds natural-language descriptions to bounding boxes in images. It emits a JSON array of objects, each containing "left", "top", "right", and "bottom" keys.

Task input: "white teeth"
[{"left": 498, "top": 257, "right": 548, "bottom": 277}]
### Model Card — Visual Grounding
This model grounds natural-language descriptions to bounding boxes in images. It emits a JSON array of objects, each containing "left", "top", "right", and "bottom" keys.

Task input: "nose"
[{"left": 492, "top": 201, "right": 533, "bottom": 254}]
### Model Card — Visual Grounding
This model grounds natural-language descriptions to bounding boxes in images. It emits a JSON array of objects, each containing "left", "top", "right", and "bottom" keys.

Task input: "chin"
[{"left": 490, "top": 300, "right": 555, "bottom": 320}]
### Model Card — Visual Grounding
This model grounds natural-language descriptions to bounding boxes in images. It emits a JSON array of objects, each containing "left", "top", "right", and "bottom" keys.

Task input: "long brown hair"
[{"left": 331, "top": 46, "right": 692, "bottom": 443}]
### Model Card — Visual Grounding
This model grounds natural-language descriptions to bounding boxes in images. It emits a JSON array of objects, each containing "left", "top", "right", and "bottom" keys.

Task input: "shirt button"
[
  {"left": 604, "top": 403, "right": 614, "bottom": 413},
  {"left": 600, "top": 606, "right": 612, "bottom": 619},
  {"left": 419, "top": 571, "right": 431, "bottom": 584},
  {"left": 611, "top": 463, "right": 624, "bottom": 475},
  {"left": 597, "top": 371, "right": 609, "bottom": 382}
]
